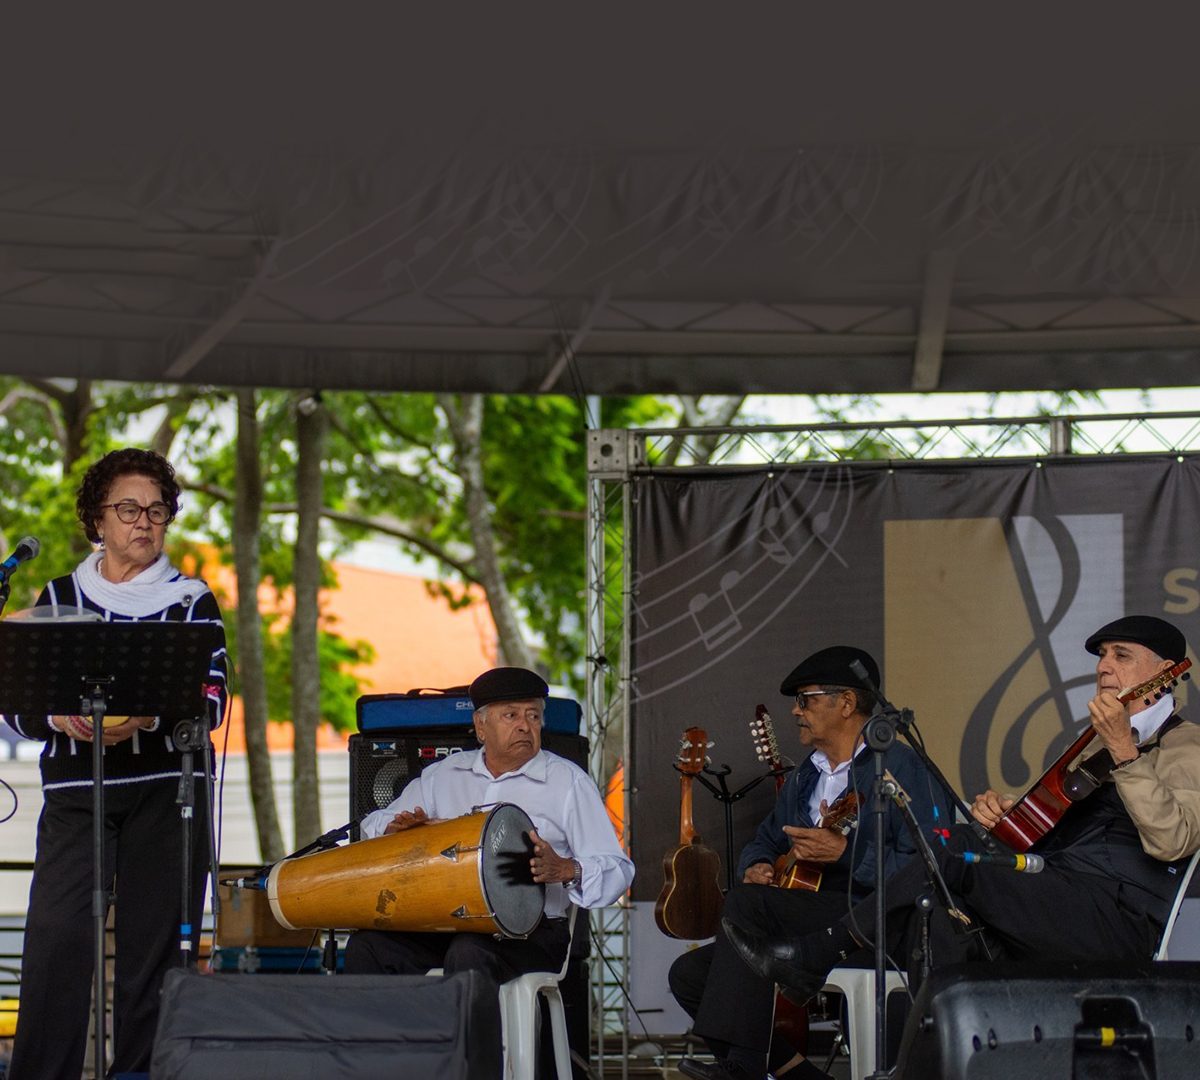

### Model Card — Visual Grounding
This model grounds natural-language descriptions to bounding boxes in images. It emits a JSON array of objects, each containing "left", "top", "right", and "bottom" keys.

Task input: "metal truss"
[
  {"left": 582, "top": 410, "right": 1200, "bottom": 1075},
  {"left": 641, "top": 411, "right": 1200, "bottom": 470},
  {"left": 585, "top": 430, "right": 637, "bottom": 1073}
]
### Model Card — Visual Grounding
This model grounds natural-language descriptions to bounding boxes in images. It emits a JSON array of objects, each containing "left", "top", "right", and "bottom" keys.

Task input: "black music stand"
[{"left": 0, "top": 614, "right": 219, "bottom": 1080}]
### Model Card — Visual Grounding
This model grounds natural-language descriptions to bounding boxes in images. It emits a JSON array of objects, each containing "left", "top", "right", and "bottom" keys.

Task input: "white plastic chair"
[
  {"left": 820, "top": 966, "right": 905, "bottom": 1080},
  {"left": 499, "top": 904, "right": 579, "bottom": 1080},
  {"left": 1154, "top": 847, "right": 1200, "bottom": 960}
]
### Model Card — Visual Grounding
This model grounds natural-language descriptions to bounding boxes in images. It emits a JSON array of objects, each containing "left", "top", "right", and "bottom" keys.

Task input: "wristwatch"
[
  {"left": 569, "top": 859, "right": 583, "bottom": 889},
  {"left": 1114, "top": 750, "right": 1141, "bottom": 770}
]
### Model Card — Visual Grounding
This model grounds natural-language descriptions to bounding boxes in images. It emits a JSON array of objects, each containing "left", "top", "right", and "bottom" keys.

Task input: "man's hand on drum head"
[
  {"left": 383, "top": 807, "right": 429, "bottom": 835},
  {"left": 528, "top": 829, "right": 577, "bottom": 884}
]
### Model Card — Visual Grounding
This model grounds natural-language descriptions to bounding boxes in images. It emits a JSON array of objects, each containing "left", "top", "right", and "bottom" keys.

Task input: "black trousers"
[
  {"left": 11, "top": 778, "right": 210, "bottom": 1080},
  {"left": 343, "top": 917, "right": 573, "bottom": 996},
  {"left": 836, "top": 825, "right": 1162, "bottom": 980},
  {"left": 668, "top": 884, "right": 864, "bottom": 1055}
]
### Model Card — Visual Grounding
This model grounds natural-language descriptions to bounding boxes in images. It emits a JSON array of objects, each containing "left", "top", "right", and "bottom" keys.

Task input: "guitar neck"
[{"left": 679, "top": 773, "right": 697, "bottom": 845}]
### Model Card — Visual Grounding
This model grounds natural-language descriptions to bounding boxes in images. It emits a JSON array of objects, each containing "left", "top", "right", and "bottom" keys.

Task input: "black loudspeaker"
[
  {"left": 152, "top": 969, "right": 500, "bottom": 1079},
  {"left": 348, "top": 725, "right": 590, "bottom": 822},
  {"left": 894, "top": 961, "right": 1200, "bottom": 1080}
]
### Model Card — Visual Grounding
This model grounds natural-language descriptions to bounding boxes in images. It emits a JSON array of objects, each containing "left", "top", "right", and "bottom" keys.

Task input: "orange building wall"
[{"left": 217, "top": 561, "right": 498, "bottom": 753}]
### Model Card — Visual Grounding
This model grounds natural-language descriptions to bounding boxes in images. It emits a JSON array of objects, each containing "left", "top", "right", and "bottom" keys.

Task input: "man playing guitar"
[
  {"left": 724, "top": 616, "right": 1200, "bottom": 1017},
  {"left": 671, "top": 646, "right": 952, "bottom": 1080}
]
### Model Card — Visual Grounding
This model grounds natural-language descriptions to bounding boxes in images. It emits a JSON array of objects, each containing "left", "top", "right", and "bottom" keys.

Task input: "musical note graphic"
[{"left": 687, "top": 571, "right": 743, "bottom": 650}]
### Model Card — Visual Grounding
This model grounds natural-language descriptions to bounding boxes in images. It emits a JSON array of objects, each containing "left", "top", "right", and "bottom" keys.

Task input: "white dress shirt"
[
  {"left": 1132, "top": 692, "right": 1175, "bottom": 745},
  {"left": 361, "top": 748, "right": 634, "bottom": 918},
  {"left": 806, "top": 744, "right": 867, "bottom": 823}
]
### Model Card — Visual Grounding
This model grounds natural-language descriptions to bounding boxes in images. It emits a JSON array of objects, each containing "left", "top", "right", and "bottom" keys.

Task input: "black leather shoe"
[
  {"left": 720, "top": 917, "right": 827, "bottom": 1006},
  {"left": 678, "top": 1059, "right": 760, "bottom": 1080}
]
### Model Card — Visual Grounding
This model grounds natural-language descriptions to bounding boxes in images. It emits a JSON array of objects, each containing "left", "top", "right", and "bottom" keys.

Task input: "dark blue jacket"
[{"left": 736, "top": 740, "right": 952, "bottom": 890}]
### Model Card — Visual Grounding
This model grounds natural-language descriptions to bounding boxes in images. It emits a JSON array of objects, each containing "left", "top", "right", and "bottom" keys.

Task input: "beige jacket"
[{"left": 1109, "top": 716, "right": 1200, "bottom": 862}]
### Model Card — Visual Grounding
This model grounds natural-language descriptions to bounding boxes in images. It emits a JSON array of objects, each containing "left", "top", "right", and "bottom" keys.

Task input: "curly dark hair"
[{"left": 76, "top": 448, "right": 181, "bottom": 544}]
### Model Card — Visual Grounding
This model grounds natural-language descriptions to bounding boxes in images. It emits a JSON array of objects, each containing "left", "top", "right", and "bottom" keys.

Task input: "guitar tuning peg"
[{"left": 706, "top": 741, "right": 715, "bottom": 749}]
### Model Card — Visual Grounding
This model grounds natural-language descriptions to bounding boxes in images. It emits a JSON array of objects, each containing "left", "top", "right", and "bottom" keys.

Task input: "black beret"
[
  {"left": 469, "top": 667, "right": 550, "bottom": 709},
  {"left": 780, "top": 645, "right": 881, "bottom": 697},
  {"left": 1084, "top": 616, "right": 1187, "bottom": 662}
]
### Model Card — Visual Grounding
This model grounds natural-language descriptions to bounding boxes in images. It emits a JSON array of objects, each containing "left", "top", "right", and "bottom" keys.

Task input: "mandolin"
[
  {"left": 751, "top": 704, "right": 788, "bottom": 795},
  {"left": 654, "top": 727, "right": 724, "bottom": 940},
  {"left": 990, "top": 658, "right": 1191, "bottom": 853},
  {"left": 749, "top": 705, "right": 811, "bottom": 1059}
]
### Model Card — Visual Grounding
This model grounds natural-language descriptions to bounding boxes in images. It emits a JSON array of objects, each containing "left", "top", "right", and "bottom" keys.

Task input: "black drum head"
[{"left": 479, "top": 803, "right": 545, "bottom": 937}]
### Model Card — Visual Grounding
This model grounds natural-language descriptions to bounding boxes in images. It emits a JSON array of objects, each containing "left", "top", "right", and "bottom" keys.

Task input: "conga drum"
[{"left": 266, "top": 803, "right": 545, "bottom": 938}]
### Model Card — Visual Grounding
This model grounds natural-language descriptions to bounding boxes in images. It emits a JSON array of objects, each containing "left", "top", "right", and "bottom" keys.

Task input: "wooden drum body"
[{"left": 266, "top": 804, "right": 545, "bottom": 938}]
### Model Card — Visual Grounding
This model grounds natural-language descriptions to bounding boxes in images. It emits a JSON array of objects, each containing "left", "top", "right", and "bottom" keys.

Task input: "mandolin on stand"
[
  {"left": 749, "top": 705, "right": 811, "bottom": 1059},
  {"left": 654, "top": 727, "right": 724, "bottom": 940}
]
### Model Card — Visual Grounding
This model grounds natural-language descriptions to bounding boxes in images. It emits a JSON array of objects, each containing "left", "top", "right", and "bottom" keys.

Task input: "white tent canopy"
[{"left": 4, "top": 19, "right": 1200, "bottom": 398}]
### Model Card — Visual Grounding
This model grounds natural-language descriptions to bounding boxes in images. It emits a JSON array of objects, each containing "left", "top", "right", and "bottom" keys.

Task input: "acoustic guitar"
[
  {"left": 990, "top": 658, "right": 1191, "bottom": 853},
  {"left": 772, "top": 788, "right": 864, "bottom": 891},
  {"left": 654, "top": 727, "right": 724, "bottom": 940}
]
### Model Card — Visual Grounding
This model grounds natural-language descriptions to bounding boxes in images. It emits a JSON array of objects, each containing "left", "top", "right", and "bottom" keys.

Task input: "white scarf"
[{"left": 73, "top": 551, "right": 210, "bottom": 619}]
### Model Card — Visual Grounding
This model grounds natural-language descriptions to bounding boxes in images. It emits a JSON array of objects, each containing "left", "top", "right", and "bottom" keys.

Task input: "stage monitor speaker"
[
  {"left": 152, "top": 969, "right": 500, "bottom": 1080},
  {"left": 348, "top": 725, "right": 589, "bottom": 824},
  {"left": 894, "top": 960, "right": 1200, "bottom": 1080}
]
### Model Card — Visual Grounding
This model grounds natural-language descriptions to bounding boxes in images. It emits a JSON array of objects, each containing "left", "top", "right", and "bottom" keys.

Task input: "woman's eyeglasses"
[{"left": 102, "top": 501, "right": 172, "bottom": 525}]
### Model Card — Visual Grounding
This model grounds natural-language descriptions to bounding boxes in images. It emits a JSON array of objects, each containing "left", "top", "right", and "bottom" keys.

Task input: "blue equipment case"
[{"left": 356, "top": 690, "right": 581, "bottom": 736}]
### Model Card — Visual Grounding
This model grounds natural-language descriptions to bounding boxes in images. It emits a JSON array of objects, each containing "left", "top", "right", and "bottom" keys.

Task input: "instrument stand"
[
  {"left": 690, "top": 763, "right": 789, "bottom": 891},
  {"left": 0, "top": 617, "right": 220, "bottom": 1080},
  {"left": 173, "top": 718, "right": 219, "bottom": 968}
]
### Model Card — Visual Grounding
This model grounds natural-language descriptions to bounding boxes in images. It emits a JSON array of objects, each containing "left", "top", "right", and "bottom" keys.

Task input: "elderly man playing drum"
[{"left": 344, "top": 666, "right": 634, "bottom": 991}]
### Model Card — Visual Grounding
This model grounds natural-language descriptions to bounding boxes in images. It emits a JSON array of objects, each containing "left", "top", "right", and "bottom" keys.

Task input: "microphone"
[
  {"left": 954, "top": 851, "right": 1044, "bottom": 873},
  {"left": 0, "top": 536, "right": 40, "bottom": 584},
  {"left": 219, "top": 874, "right": 268, "bottom": 891}
]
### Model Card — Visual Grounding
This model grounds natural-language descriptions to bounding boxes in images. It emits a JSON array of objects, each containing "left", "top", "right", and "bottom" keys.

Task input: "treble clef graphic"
[{"left": 959, "top": 514, "right": 1089, "bottom": 799}]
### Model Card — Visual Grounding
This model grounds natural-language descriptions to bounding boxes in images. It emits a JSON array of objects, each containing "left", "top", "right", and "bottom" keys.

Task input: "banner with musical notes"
[{"left": 627, "top": 457, "right": 1200, "bottom": 900}]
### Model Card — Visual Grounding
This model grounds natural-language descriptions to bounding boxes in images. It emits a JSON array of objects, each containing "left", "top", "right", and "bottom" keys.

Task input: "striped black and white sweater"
[{"left": 5, "top": 568, "right": 229, "bottom": 792}]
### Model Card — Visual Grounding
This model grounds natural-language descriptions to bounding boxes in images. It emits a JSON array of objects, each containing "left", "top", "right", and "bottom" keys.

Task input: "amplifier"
[
  {"left": 348, "top": 726, "right": 589, "bottom": 823},
  {"left": 357, "top": 691, "right": 581, "bottom": 735},
  {"left": 153, "top": 970, "right": 499, "bottom": 1080},
  {"left": 894, "top": 960, "right": 1200, "bottom": 1079}
]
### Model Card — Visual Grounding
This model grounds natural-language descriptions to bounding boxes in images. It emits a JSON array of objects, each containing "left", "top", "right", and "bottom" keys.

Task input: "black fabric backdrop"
[{"left": 628, "top": 455, "right": 1200, "bottom": 901}]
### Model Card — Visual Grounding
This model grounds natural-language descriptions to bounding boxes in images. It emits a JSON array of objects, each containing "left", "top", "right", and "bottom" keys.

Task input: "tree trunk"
[
  {"left": 291, "top": 392, "right": 327, "bottom": 847},
  {"left": 234, "top": 388, "right": 286, "bottom": 863},
  {"left": 437, "top": 393, "right": 534, "bottom": 669}
]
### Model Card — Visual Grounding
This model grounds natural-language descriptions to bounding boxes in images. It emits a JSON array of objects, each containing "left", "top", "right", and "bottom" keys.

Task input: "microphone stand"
[
  {"left": 860, "top": 694, "right": 898, "bottom": 1080},
  {"left": 173, "top": 717, "right": 218, "bottom": 968},
  {"left": 848, "top": 659, "right": 975, "bottom": 1080},
  {"left": 270, "top": 820, "right": 362, "bottom": 974}
]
